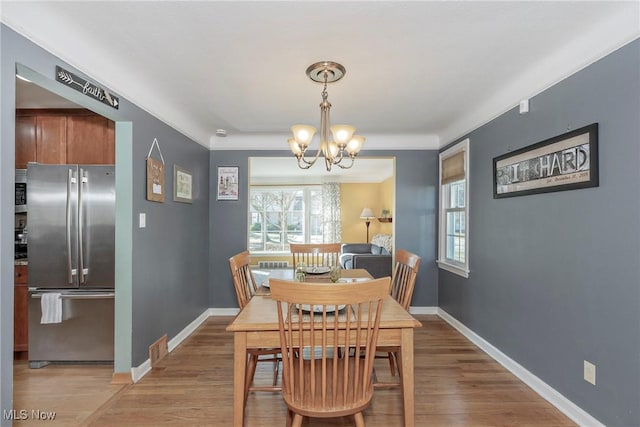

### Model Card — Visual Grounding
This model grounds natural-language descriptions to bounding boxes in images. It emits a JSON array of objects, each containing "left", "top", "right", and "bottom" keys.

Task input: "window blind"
[{"left": 441, "top": 151, "right": 465, "bottom": 184}]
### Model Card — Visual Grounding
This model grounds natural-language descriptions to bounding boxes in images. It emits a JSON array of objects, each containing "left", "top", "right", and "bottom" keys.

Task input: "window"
[
  {"left": 248, "top": 186, "right": 323, "bottom": 253},
  {"left": 437, "top": 139, "right": 470, "bottom": 277}
]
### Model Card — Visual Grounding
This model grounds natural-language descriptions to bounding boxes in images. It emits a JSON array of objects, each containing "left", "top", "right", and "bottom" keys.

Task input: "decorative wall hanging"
[
  {"left": 55, "top": 66, "right": 119, "bottom": 109},
  {"left": 173, "top": 165, "right": 193, "bottom": 203},
  {"left": 217, "top": 166, "right": 239, "bottom": 201},
  {"left": 146, "top": 138, "right": 166, "bottom": 202},
  {"left": 493, "top": 123, "right": 599, "bottom": 198}
]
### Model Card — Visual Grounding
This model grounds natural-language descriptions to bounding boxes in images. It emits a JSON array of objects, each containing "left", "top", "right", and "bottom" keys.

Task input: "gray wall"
[
  {"left": 439, "top": 40, "right": 640, "bottom": 426},
  {"left": 1, "top": 25, "right": 210, "bottom": 420},
  {"left": 129, "top": 122, "right": 210, "bottom": 366},
  {"left": 209, "top": 150, "right": 439, "bottom": 308}
]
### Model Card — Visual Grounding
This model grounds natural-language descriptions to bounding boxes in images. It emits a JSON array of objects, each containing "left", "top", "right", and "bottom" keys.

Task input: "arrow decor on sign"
[{"left": 55, "top": 66, "right": 119, "bottom": 109}]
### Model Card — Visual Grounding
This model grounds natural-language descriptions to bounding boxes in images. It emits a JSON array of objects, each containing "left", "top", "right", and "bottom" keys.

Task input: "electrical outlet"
[{"left": 584, "top": 360, "right": 596, "bottom": 385}]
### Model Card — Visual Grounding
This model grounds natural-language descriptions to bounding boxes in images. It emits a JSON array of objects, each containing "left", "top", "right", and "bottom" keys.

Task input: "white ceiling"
[{"left": 3, "top": 1, "right": 639, "bottom": 155}]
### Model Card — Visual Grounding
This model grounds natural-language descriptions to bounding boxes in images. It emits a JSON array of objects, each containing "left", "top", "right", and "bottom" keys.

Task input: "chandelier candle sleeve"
[{"left": 288, "top": 61, "right": 365, "bottom": 171}]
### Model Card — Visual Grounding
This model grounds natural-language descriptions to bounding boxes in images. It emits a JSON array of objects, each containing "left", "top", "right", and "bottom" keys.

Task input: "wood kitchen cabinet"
[
  {"left": 15, "top": 109, "right": 114, "bottom": 167},
  {"left": 36, "top": 115, "right": 67, "bottom": 164},
  {"left": 66, "top": 114, "right": 115, "bottom": 164},
  {"left": 15, "top": 115, "right": 36, "bottom": 169},
  {"left": 14, "top": 265, "right": 28, "bottom": 354}
]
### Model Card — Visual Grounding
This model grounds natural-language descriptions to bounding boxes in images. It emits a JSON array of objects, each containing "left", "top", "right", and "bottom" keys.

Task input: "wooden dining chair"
[
  {"left": 375, "top": 248, "right": 421, "bottom": 388},
  {"left": 269, "top": 277, "right": 390, "bottom": 427},
  {"left": 228, "top": 251, "right": 281, "bottom": 400},
  {"left": 290, "top": 243, "right": 342, "bottom": 270}
]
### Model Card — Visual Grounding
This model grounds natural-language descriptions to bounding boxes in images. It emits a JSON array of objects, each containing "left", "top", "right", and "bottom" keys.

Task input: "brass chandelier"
[{"left": 288, "top": 61, "right": 365, "bottom": 171}]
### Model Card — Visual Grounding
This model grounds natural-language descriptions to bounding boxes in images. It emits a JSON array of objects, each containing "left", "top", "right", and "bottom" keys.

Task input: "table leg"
[
  {"left": 233, "top": 332, "right": 247, "bottom": 427},
  {"left": 399, "top": 328, "right": 415, "bottom": 427}
]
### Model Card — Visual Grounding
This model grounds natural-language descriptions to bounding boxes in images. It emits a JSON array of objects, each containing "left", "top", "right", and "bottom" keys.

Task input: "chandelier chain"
[{"left": 321, "top": 69, "right": 329, "bottom": 100}]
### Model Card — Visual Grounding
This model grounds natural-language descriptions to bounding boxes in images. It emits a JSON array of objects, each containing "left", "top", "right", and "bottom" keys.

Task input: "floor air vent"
[
  {"left": 149, "top": 334, "right": 168, "bottom": 367},
  {"left": 257, "top": 261, "right": 289, "bottom": 269}
]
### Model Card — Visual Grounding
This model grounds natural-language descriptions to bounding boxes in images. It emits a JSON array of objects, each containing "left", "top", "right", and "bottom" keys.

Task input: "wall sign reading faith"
[
  {"left": 55, "top": 66, "right": 119, "bottom": 109},
  {"left": 493, "top": 123, "right": 599, "bottom": 198}
]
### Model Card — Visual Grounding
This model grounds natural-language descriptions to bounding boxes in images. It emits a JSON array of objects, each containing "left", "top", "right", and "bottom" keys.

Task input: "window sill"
[{"left": 436, "top": 260, "right": 469, "bottom": 278}]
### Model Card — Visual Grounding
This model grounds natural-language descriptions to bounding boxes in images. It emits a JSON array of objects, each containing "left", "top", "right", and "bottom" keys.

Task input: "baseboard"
[
  {"left": 131, "top": 308, "right": 213, "bottom": 383},
  {"left": 167, "top": 310, "right": 212, "bottom": 352},
  {"left": 208, "top": 308, "right": 240, "bottom": 316},
  {"left": 437, "top": 308, "right": 604, "bottom": 427},
  {"left": 131, "top": 360, "right": 151, "bottom": 383},
  {"left": 409, "top": 306, "right": 438, "bottom": 315}
]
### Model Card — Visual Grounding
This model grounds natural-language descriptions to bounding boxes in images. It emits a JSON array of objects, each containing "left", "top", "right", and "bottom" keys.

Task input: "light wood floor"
[
  {"left": 13, "top": 315, "right": 576, "bottom": 426},
  {"left": 12, "top": 362, "right": 123, "bottom": 426}
]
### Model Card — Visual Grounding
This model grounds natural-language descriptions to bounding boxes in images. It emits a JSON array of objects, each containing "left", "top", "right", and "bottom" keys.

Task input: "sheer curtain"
[{"left": 321, "top": 183, "right": 341, "bottom": 243}]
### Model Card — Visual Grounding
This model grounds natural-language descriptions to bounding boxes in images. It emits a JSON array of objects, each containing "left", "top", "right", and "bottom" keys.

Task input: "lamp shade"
[
  {"left": 330, "top": 124, "right": 356, "bottom": 148},
  {"left": 346, "top": 135, "right": 365, "bottom": 155},
  {"left": 359, "top": 208, "right": 375, "bottom": 219},
  {"left": 288, "top": 138, "right": 302, "bottom": 156},
  {"left": 291, "top": 124, "right": 317, "bottom": 148}
]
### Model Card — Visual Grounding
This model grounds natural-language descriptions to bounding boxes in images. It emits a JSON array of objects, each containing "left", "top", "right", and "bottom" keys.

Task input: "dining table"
[{"left": 226, "top": 268, "right": 422, "bottom": 426}]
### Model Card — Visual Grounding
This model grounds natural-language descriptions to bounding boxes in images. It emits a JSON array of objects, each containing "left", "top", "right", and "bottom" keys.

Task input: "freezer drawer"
[{"left": 28, "top": 291, "right": 114, "bottom": 367}]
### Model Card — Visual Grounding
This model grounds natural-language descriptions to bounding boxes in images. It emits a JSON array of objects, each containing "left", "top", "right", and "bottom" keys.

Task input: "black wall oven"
[
  {"left": 15, "top": 169, "right": 27, "bottom": 212},
  {"left": 15, "top": 169, "right": 28, "bottom": 259}
]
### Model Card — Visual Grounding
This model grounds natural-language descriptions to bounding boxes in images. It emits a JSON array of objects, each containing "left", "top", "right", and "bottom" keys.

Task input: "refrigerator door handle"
[
  {"left": 66, "top": 168, "right": 76, "bottom": 284},
  {"left": 78, "top": 168, "right": 87, "bottom": 283},
  {"left": 31, "top": 293, "right": 115, "bottom": 300}
]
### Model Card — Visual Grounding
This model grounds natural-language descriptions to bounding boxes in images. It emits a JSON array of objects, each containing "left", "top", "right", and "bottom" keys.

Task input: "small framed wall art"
[
  {"left": 173, "top": 165, "right": 193, "bottom": 203},
  {"left": 217, "top": 166, "right": 239, "bottom": 201},
  {"left": 493, "top": 123, "right": 599, "bottom": 198},
  {"left": 146, "top": 138, "right": 166, "bottom": 203}
]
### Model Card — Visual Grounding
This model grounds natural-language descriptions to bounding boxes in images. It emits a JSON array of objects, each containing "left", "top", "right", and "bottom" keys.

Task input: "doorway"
[
  {"left": 248, "top": 156, "right": 396, "bottom": 262},
  {"left": 9, "top": 63, "right": 133, "bottom": 419}
]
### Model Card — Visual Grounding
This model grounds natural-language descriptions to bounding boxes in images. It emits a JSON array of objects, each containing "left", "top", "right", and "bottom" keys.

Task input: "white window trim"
[{"left": 437, "top": 138, "right": 470, "bottom": 278}]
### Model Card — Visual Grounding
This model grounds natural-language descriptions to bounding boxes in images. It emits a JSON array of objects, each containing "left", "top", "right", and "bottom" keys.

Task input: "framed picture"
[
  {"left": 146, "top": 157, "right": 165, "bottom": 202},
  {"left": 493, "top": 123, "right": 599, "bottom": 198},
  {"left": 217, "top": 166, "right": 239, "bottom": 200},
  {"left": 173, "top": 165, "right": 193, "bottom": 203}
]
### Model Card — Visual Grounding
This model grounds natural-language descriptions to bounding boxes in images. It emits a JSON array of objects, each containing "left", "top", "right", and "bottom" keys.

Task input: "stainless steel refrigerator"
[{"left": 27, "top": 164, "right": 115, "bottom": 368}]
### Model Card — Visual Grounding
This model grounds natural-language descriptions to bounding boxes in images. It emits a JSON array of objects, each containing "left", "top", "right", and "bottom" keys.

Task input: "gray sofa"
[{"left": 339, "top": 243, "right": 392, "bottom": 279}]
